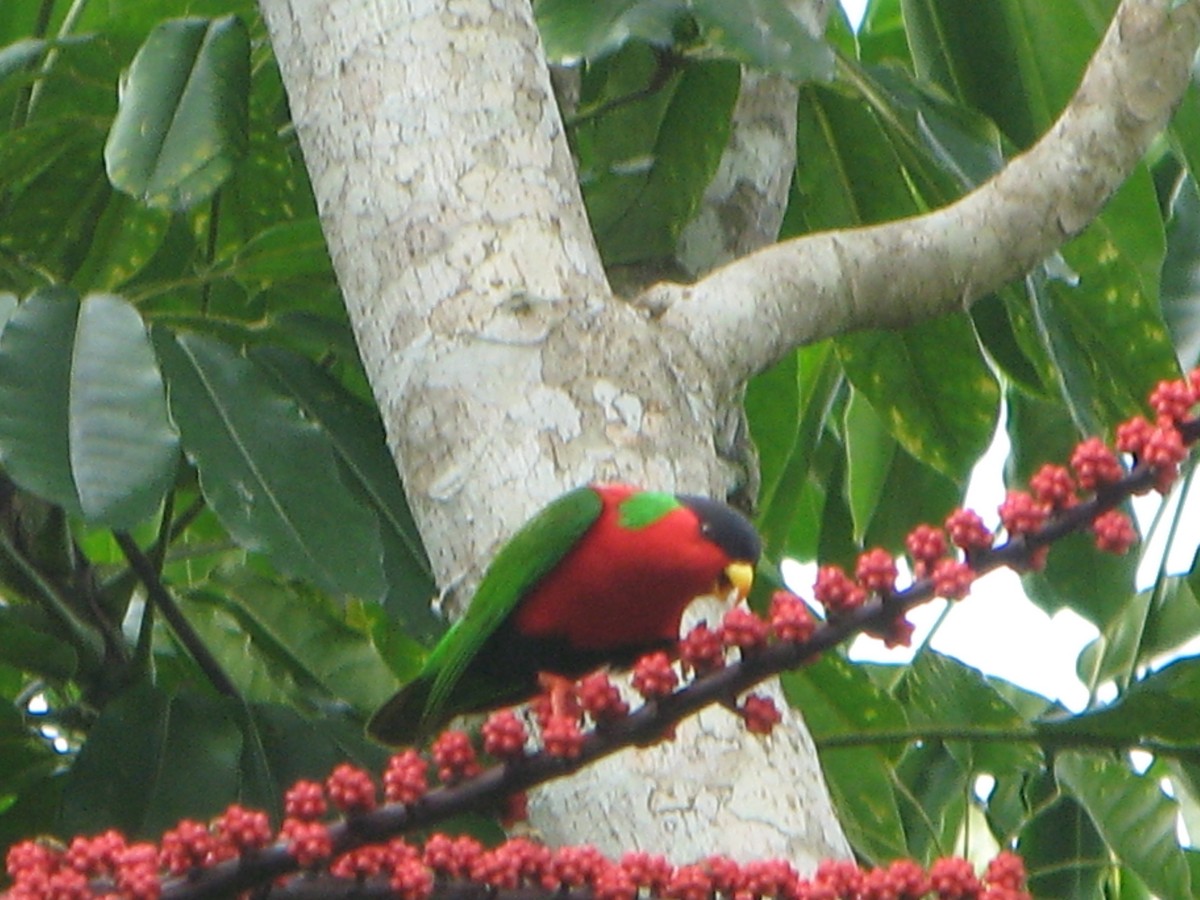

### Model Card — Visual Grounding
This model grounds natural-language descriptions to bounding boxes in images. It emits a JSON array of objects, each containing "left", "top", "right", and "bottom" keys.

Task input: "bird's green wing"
[{"left": 420, "top": 485, "right": 604, "bottom": 726}]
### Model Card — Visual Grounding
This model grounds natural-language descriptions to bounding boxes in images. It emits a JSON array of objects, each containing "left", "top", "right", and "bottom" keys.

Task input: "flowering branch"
[{"left": 8, "top": 371, "right": 1200, "bottom": 900}]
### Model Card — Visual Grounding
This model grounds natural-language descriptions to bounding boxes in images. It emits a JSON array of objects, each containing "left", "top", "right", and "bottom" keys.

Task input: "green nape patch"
[{"left": 617, "top": 491, "right": 681, "bottom": 529}]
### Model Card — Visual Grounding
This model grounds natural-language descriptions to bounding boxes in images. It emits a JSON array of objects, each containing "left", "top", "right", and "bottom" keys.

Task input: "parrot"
[{"left": 367, "top": 483, "right": 761, "bottom": 746}]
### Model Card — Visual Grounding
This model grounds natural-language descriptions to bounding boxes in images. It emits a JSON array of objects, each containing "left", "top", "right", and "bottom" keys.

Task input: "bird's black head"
[{"left": 678, "top": 494, "right": 761, "bottom": 564}]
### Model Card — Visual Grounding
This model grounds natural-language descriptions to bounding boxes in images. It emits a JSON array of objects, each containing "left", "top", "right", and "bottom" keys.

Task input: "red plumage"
[{"left": 514, "top": 484, "right": 733, "bottom": 650}]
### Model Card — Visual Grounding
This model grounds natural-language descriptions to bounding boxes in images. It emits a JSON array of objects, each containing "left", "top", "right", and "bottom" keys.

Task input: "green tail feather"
[{"left": 366, "top": 674, "right": 437, "bottom": 746}]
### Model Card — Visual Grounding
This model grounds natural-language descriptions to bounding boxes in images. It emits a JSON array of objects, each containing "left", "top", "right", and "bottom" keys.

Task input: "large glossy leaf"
[
  {"left": 535, "top": 0, "right": 682, "bottom": 61},
  {"left": 857, "top": 0, "right": 909, "bottom": 67},
  {"left": 844, "top": 388, "right": 895, "bottom": 542},
  {"left": 839, "top": 389, "right": 964, "bottom": 552},
  {"left": 748, "top": 341, "right": 843, "bottom": 559},
  {"left": 58, "top": 680, "right": 389, "bottom": 836},
  {"left": 1076, "top": 578, "right": 1200, "bottom": 691},
  {"left": 1056, "top": 751, "right": 1191, "bottom": 900},
  {"left": 1017, "top": 772, "right": 1108, "bottom": 900},
  {"left": 236, "top": 702, "right": 389, "bottom": 817},
  {"left": 197, "top": 570, "right": 399, "bottom": 715},
  {"left": 590, "top": 59, "right": 740, "bottom": 265},
  {"left": 0, "top": 120, "right": 112, "bottom": 288},
  {"left": 790, "top": 81, "right": 920, "bottom": 231},
  {"left": 249, "top": 347, "right": 440, "bottom": 640},
  {"left": 105, "top": 16, "right": 249, "bottom": 210},
  {"left": 783, "top": 655, "right": 909, "bottom": 863},
  {"left": 896, "top": 652, "right": 1042, "bottom": 777},
  {"left": 69, "top": 193, "right": 174, "bottom": 293},
  {"left": 226, "top": 219, "right": 334, "bottom": 286},
  {"left": 836, "top": 313, "right": 999, "bottom": 483},
  {"left": 903, "top": 0, "right": 1112, "bottom": 149},
  {"left": 0, "top": 290, "right": 178, "bottom": 528},
  {"left": 58, "top": 682, "right": 243, "bottom": 838},
  {"left": 536, "top": 0, "right": 833, "bottom": 80},
  {"left": 0, "top": 608, "right": 77, "bottom": 681},
  {"left": 1040, "top": 656, "right": 1200, "bottom": 746},
  {"left": 690, "top": 0, "right": 833, "bottom": 82},
  {"left": 152, "top": 329, "right": 386, "bottom": 600},
  {"left": 894, "top": 740, "right": 966, "bottom": 863},
  {"left": 1162, "top": 173, "right": 1200, "bottom": 370}
]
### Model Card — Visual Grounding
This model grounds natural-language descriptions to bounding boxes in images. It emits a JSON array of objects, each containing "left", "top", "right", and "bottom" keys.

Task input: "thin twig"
[{"left": 114, "top": 531, "right": 242, "bottom": 702}]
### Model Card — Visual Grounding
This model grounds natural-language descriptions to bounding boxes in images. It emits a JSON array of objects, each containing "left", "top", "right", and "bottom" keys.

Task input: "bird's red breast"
[{"left": 512, "top": 483, "right": 732, "bottom": 651}]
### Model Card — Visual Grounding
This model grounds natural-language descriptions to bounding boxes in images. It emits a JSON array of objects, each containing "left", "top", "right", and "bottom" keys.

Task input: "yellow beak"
[{"left": 724, "top": 561, "right": 755, "bottom": 602}]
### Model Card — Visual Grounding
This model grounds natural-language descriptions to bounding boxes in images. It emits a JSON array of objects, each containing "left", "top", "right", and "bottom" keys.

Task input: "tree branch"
[
  {"left": 654, "top": 0, "right": 1200, "bottom": 394},
  {"left": 157, "top": 412, "right": 1199, "bottom": 900}
]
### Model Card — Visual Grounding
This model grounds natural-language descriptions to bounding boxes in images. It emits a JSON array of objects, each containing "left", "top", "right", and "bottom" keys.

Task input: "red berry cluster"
[
  {"left": 2, "top": 718, "right": 1034, "bottom": 900},
  {"left": 326, "top": 762, "right": 377, "bottom": 814}
]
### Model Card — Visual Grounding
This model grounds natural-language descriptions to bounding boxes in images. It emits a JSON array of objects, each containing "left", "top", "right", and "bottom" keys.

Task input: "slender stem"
[
  {"left": 200, "top": 194, "right": 222, "bottom": 315},
  {"left": 564, "top": 48, "right": 681, "bottom": 129},
  {"left": 26, "top": 0, "right": 91, "bottom": 119},
  {"left": 131, "top": 493, "right": 179, "bottom": 675},
  {"left": 114, "top": 531, "right": 242, "bottom": 701},
  {"left": 815, "top": 726, "right": 1200, "bottom": 762},
  {"left": 1112, "top": 458, "right": 1196, "bottom": 695},
  {"left": 0, "top": 531, "right": 104, "bottom": 668},
  {"left": 8, "top": 0, "right": 56, "bottom": 129}
]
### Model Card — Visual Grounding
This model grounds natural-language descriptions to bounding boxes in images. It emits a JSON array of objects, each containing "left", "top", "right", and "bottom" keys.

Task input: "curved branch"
[{"left": 655, "top": 0, "right": 1200, "bottom": 394}]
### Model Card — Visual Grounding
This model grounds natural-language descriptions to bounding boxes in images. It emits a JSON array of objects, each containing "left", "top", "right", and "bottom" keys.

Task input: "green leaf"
[
  {"left": 894, "top": 740, "right": 966, "bottom": 863},
  {"left": 897, "top": 652, "right": 1042, "bottom": 777},
  {"left": 0, "top": 38, "right": 48, "bottom": 82},
  {"left": 199, "top": 569, "right": 400, "bottom": 715},
  {"left": 858, "top": 0, "right": 909, "bottom": 67},
  {"left": 902, "top": 0, "right": 1108, "bottom": 149},
  {"left": 690, "top": 0, "right": 834, "bottom": 82},
  {"left": 248, "top": 347, "right": 439, "bottom": 640},
  {"left": 1056, "top": 751, "right": 1191, "bottom": 900},
  {"left": 59, "top": 682, "right": 243, "bottom": 837},
  {"left": 836, "top": 313, "right": 999, "bottom": 483},
  {"left": 1017, "top": 771, "right": 1108, "bottom": 900},
  {"left": 0, "top": 608, "right": 77, "bottom": 680},
  {"left": 862, "top": 450, "right": 959, "bottom": 552},
  {"left": 0, "top": 290, "right": 178, "bottom": 528},
  {"left": 790, "top": 81, "right": 919, "bottom": 231},
  {"left": 1023, "top": 530, "right": 1138, "bottom": 629},
  {"left": 1008, "top": 168, "right": 1174, "bottom": 433},
  {"left": 226, "top": 219, "right": 334, "bottom": 286},
  {"left": 152, "top": 328, "right": 386, "bottom": 600},
  {"left": 1076, "top": 578, "right": 1200, "bottom": 690},
  {"left": 236, "top": 702, "right": 389, "bottom": 817},
  {"left": 1162, "top": 173, "right": 1200, "bottom": 370},
  {"left": 784, "top": 655, "right": 909, "bottom": 863},
  {"left": 105, "top": 16, "right": 249, "bottom": 210},
  {"left": 844, "top": 388, "right": 896, "bottom": 542},
  {"left": 1041, "top": 656, "right": 1200, "bottom": 746},
  {"left": 68, "top": 193, "right": 174, "bottom": 293},
  {"left": 535, "top": 0, "right": 685, "bottom": 61},
  {"left": 749, "top": 341, "right": 843, "bottom": 559},
  {"left": 593, "top": 60, "right": 740, "bottom": 265}
]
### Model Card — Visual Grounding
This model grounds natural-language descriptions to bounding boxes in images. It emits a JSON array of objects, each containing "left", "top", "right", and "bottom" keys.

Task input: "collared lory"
[{"left": 368, "top": 483, "right": 761, "bottom": 745}]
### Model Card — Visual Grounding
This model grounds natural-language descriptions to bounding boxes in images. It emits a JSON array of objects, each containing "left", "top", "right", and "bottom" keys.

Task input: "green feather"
[
  {"left": 368, "top": 485, "right": 604, "bottom": 744},
  {"left": 616, "top": 491, "right": 680, "bottom": 529}
]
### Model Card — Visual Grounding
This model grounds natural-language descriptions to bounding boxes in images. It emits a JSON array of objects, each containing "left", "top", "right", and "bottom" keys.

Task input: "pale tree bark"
[
  {"left": 258, "top": 0, "right": 1200, "bottom": 867},
  {"left": 530, "top": 3, "right": 851, "bottom": 867}
]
